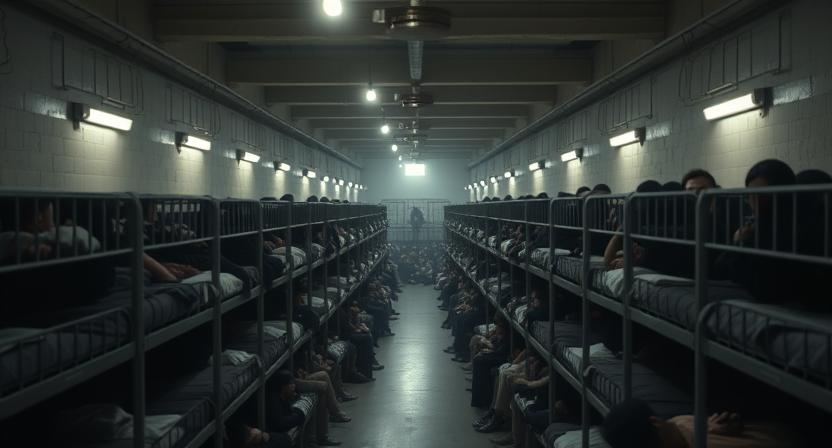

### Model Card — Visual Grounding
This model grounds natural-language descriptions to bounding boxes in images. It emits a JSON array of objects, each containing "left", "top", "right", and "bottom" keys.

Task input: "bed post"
[{"left": 128, "top": 193, "right": 145, "bottom": 448}]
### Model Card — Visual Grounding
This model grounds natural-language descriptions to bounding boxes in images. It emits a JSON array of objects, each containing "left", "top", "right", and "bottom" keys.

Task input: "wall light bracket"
[
  {"left": 703, "top": 88, "right": 769, "bottom": 121},
  {"left": 69, "top": 102, "right": 133, "bottom": 131}
]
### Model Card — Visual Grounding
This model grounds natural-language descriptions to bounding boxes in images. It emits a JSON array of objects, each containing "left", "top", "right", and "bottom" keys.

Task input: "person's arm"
[
  {"left": 144, "top": 253, "right": 177, "bottom": 282},
  {"left": 513, "top": 375, "right": 549, "bottom": 389},
  {"left": 603, "top": 234, "right": 623, "bottom": 268},
  {"left": 511, "top": 349, "right": 527, "bottom": 364}
]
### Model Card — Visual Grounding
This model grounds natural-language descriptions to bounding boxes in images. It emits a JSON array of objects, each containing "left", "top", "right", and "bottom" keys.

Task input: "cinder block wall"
[
  {"left": 470, "top": 0, "right": 832, "bottom": 200},
  {"left": 0, "top": 5, "right": 361, "bottom": 202}
]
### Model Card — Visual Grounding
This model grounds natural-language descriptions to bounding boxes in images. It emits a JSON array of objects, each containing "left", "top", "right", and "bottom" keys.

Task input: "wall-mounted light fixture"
[
  {"left": 338, "top": 179, "right": 345, "bottom": 186},
  {"left": 703, "top": 88, "right": 768, "bottom": 121},
  {"left": 236, "top": 150, "right": 260, "bottom": 164},
  {"left": 609, "top": 127, "right": 646, "bottom": 148},
  {"left": 391, "top": 144, "right": 398, "bottom": 152},
  {"left": 348, "top": 181, "right": 354, "bottom": 188},
  {"left": 174, "top": 132, "right": 211, "bottom": 153},
  {"left": 274, "top": 161, "right": 291, "bottom": 172},
  {"left": 323, "top": 175, "right": 331, "bottom": 182},
  {"left": 380, "top": 123, "right": 390, "bottom": 134},
  {"left": 322, "top": 0, "right": 343, "bottom": 17},
  {"left": 528, "top": 160, "right": 545, "bottom": 172},
  {"left": 489, "top": 176, "right": 498, "bottom": 184},
  {"left": 302, "top": 168, "right": 317, "bottom": 179},
  {"left": 560, "top": 147, "right": 584, "bottom": 163},
  {"left": 503, "top": 169, "right": 516, "bottom": 179},
  {"left": 479, "top": 180, "right": 487, "bottom": 187},
  {"left": 70, "top": 102, "right": 133, "bottom": 131}
]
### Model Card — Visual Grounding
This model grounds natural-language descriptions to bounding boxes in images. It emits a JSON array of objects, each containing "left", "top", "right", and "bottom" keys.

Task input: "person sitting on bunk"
[
  {"left": 310, "top": 345, "right": 357, "bottom": 402},
  {"left": 267, "top": 370, "right": 306, "bottom": 433},
  {"left": 337, "top": 302, "right": 377, "bottom": 381},
  {"left": 449, "top": 292, "right": 486, "bottom": 362},
  {"left": 470, "top": 314, "right": 510, "bottom": 408},
  {"left": 602, "top": 398, "right": 802, "bottom": 448},
  {"left": 506, "top": 357, "right": 551, "bottom": 446},
  {"left": 293, "top": 366, "right": 349, "bottom": 446}
]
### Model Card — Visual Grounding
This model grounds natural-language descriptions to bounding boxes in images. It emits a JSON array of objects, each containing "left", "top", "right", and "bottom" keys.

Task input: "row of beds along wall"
[
  {"left": 0, "top": 192, "right": 388, "bottom": 448},
  {"left": 444, "top": 185, "right": 832, "bottom": 448}
]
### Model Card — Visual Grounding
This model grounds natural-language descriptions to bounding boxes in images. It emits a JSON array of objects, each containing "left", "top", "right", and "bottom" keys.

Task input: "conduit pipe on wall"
[
  {"left": 19, "top": 0, "right": 362, "bottom": 169},
  {"left": 469, "top": 0, "right": 789, "bottom": 168}
]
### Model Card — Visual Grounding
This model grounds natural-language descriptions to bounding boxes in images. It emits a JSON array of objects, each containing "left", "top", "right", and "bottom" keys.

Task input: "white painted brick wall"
[
  {"left": 0, "top": 6, "right": 361, "bottom": 203},
  {"left": 472, "top": 0, "right": 832, "bottom": 201}
]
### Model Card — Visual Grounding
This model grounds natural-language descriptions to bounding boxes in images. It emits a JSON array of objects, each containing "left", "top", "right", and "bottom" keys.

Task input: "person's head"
[
  {"left": 636, "top": 180, "right": 662, "bottom": 193},
  {"left": 745, "top": 159, "right": 795, "bottom": 214},
  {"left": 681, "top": 169, "right": 717, "bottom": 191},
  {"left": 320, "top": 196, "right": 330, "bottom": 203},
  {"left": 745, "top": 159, "right": 795, "bottom": 188},
  {"left": 593, "top": 184, "right": 612, "bottom": 195},
  {"left": 503, "top": 195, "right": 513, "bottom": 201},
  {"left": 536, "top": 192, "right": 549, "bottom": 199},
  {"left": 602, "top": 399, "right": 664, "bottom": 448},
  {"left": 576, "top": 186, "right": 591, "bottom": 196},
  {"left": 13, "top": 199, "right": 55, "bottom": 233},
  {"left": 661, "top": 181, "right": 682, "bottom": 192},
  {"left": 274, "top": 370, "right": 296, "bottom": 400},
  {"left": 796, "top": 169, "right": 832, "bottom": 185},
  {"left": 306, "top": 195, "right": 318, "bottom": 203},
  {"left": 279, "top": 194, "right": 294, "bottom": 202}
]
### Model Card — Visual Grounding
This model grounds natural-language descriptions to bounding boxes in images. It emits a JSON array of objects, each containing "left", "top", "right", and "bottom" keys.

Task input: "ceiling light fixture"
[
  {"left": 391, "top": 144, "right": 398, "bottom": 152},
  {"left": 274, "top": 161, "right": 291, "bottom": 172},
  {"left": 322, "top": 0, "right": 343, "bottom": 17},
  {"left": 174, "top": 132, "right": 211, "bottom": 152},
  {"left": 609, "top": 128, "right": 646, "bottom": 148},
  {"left": 365, "top": 86, "right": 378, "bottom": 103},
  {"left": 560, "top": 148, "right": 584, "bottom": 163},
  {"left": 528, "top": 160, "right": 545, "bottom": 172},
  {"left": 70, "top": 103, "right": 132, "bottom": 131},
  {"left": 236, "top": 150, "right": 260, "bottom": 164},
  {"left": 703, "top": 89, "right": 768, "bottom": 121},
  {"left": 380, "top": 123, "right": 390, "bottom": 134}
]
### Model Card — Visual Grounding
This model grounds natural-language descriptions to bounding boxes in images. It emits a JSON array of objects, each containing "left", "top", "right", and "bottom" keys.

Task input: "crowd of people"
[{"left": 434, "top": 158, "right": 828, "bottom": 447}]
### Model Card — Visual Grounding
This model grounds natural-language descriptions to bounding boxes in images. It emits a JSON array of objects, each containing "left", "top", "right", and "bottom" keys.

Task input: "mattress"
[
  {"left": 474, "top": 324, "right": 495, "bottom": 336},
  {"left": 326, "top": 341, "right": 350, "bottom": 364},
  {"left": 223, "top": 322, "right": 288, "bottom": 368},
  {"left": 150, "top": 360, "right": 259, "bottom": 408},
  {"left": 550, "top": 427, "right": 611, "bottom": 448},
  {"left": 707, "top": 300, "right": 832, "bottom": 381},
  {"left": 588, "top": 357, "right": 692, "bottom": 418},
  {"left": 291, "top": 392, "right": 318, "bottom": 418},
  {"left": 631, "top": 278, "right": 751, "bottom": 330},
  {"left": 554, "top": 255, "right": 605, "bottom": 285}
]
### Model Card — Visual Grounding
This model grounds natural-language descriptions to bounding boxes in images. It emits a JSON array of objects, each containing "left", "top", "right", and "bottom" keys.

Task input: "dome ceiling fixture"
[{"left": 372, "top": 1, "right": 451, "bottom": 41}]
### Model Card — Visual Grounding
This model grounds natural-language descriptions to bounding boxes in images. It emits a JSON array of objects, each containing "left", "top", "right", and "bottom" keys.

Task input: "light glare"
[
  {"left": 322, "top": 0, "right": 343, "bottom": 17},
  {"left": 404, "top": 163, "right": 426, "bottom": 176},
  {"left": 84, "top": 108, "right": 133, "bottom": 131},
  {"left": 380, "top": 123, "right": 390, "bottom": 134},
  {"left": 703, "top": 92, "right": 762, "bottom": 120}
]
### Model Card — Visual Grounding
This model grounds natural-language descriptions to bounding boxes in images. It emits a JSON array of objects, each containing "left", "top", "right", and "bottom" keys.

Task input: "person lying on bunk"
[
  {"left": 602, "top": 398, "right": 802, "bottom": 448},
  {"left": 0, "top": 198, "right": 55, "bottom": 263},
  {"left": 227, "top": 422, "right": 292, "bottom": 448}
]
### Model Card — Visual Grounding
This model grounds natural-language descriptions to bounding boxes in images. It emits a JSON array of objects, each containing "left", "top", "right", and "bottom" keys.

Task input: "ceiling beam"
[
  {"left": 154, "top": 2, "right": 665, "bottom": 43},
  {"left": 264, "top": 85, "right": 559, "bottom": 105},
  {"left": 227, "top": 52, "right": 591, "bottom": 86},
  {"left": 307, "top": 117, "right": 521, "bottom": 130},
  {"left": 323, "top": 128, "right": 506, "bottom": 140},
  {"left": 291, "top": 104, "right": 531, "bottom": 119}
]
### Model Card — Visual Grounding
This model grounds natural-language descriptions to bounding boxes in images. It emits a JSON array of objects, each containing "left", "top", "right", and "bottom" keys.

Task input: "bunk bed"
[
  {"left": 444, "top": 186, "right": 832, "bottom": 447},
  {"left": 0, "top": 192, "right": 389, "bottom": 448}
]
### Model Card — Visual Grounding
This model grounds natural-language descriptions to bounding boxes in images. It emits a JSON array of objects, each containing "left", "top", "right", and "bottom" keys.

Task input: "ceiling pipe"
[
  {"left": 469, "top": 0, "right": 788, "bottom": 168},
  {"left": 17, "top": 0, "right": 362, "bottom": 169}
]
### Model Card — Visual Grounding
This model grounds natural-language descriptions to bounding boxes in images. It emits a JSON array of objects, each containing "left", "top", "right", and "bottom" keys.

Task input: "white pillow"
[
  {"left": 40, "top": 226, "right": 102, "bottom": 253},
  {"left": 182, "top": 272, "right": 244, "bottom": 301},
  {"left": 554, "top": 427, "right": 611, "bottom": 448}
]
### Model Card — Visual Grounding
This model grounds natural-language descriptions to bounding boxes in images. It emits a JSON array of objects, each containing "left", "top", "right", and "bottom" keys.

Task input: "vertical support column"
[
  {"left": 580, "top": 197, "right": 591, "bottom": 448},
  {"left": 212, "top": 200, "right": 223, "bottom": 448},
  {"left": 322, "top": 205, "right": 330, "bottom": 350},
  {"left": 257, "top": 202, "right": 266, "bottom": 430},
  {"left": 129, "top": 194, "right": 145, "bottom": 448},
  {"left": 622, "top": 196, "right": 634, "bottom": 401},
  {"left": 547, "top": 199, "right": 557, "bottom": 424},
  {"left": 694, "top": 193, "right": 710, "bottom": 448},
  {"left": 287, "top": 201, "right": 295, "bottom": 373}
]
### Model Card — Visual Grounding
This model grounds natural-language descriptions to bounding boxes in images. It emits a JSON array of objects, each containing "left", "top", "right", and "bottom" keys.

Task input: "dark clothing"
[
  {"left": 470, "top": 349, "right": 508, "bottom": 408},
  {"left": 266, "top": 394, "right": 305, "bottom": 432}
]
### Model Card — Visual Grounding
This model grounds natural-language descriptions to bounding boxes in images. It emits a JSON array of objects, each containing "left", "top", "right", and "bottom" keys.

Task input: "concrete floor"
[{"left": 329, "top": 285, "right": 497, "bottom": 448}]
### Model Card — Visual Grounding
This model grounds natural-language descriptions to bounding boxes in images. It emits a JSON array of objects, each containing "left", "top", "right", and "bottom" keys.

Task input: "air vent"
[{"left": 373, "top": 5, "right": 451, "bottom": 41}]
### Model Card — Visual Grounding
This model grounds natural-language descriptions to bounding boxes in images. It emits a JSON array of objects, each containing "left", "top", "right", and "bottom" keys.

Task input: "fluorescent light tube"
[
  {"left": 490, "top": 176, "right": 498, "bottom": 184},
  {"left": 303, "top": 169, "right": 316, "bottom": 178},
  {"left": 504, "top": 169, "right": 515, "bottom": 179},
  {"left": 236, "top": 150, "right": 260, "bottom": 163},
  {"left": 479, "top": 180, "right": 487, "bottom": 187},
  {"left": 348, "top": 181, "right": 354, "bottom": 187},
  {"left": 609, "top": 128, "right": 645, "bottom": 147},
  {"left": 338, "top": 179, "right": 345, "bottom": 186},
  {"left": 561, "top": 151, "right": 578, "bottom": 162},
  {"left": 404, "top": 163, "right": 426, "bottom": 176},
  {"left": 71, "top": 103, "right": 132, "bottom": 131},
  {"left": 528, "top": 161, "right": 544, "bottom": 172},
  {"left": 175, "top": 132, "right": 211, "bottom": 151},
  {"left": 703, "top": 89, "right": 766, "bottom": 121}
]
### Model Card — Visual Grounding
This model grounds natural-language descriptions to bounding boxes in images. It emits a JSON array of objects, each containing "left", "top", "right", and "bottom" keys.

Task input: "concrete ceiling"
[{"left": 153, "top": 0, "right": 667, "bottom": 161}]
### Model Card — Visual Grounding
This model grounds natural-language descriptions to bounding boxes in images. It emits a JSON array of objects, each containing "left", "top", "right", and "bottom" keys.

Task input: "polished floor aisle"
[{"left": 329, "top": 285, "right": 494, "bottom": 447}]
